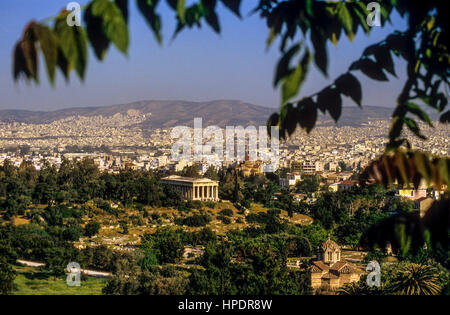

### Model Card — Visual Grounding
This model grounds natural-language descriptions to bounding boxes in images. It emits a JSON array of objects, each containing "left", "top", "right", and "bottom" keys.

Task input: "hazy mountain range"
[{"left": 0, "top": 100, "right": 402, "bottom": 128}]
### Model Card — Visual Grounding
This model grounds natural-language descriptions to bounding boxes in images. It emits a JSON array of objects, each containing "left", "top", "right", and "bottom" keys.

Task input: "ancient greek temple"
[{"left": 161, "top": 175, "right": 219, "bottom": 201}]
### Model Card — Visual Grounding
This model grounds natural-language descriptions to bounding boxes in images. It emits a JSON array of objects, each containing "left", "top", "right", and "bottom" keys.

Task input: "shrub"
[
  {"left": 119, "top": 221, "right": 128, "bottom": 234},
  {"left": 141, "top": 228, "right": 185, "bottom": 264},
  {"left": 138, "top": 248, "right": 159, "bottom": 271},
  {"left": 176, "top": 214, "right": 211, "bottom": 227},
  {"left": 84, "top": 221, "right": 101, "bottom": 237},
  {"left": 245, "top": 213, "right": 259, "bottom": 223},
  {"left": 192, "top": 227, "right": 217, "bottom": 245},
  {"left": 130, "top": 215, "right": 144, "bottom": 226},
  {"left": 217, "top": 215, "right": 231, "bottom": 225},
  {"left": 177, "top": 205, "right": 191, "bottom": 213},
  {"left": 191, "top": 201, "right": 203, "bottom": 210},
  {"left": 204, "top": 201, "right": 216, "bottom": 209},
  {"left": 63, "top": 223, "right": 84, "bottom": 241},
  {"left": 241, "top": 199, "right": 251, "bottom": 209},
  {"left": 219, "top": 209, "right": 234, "bottom": 217}
]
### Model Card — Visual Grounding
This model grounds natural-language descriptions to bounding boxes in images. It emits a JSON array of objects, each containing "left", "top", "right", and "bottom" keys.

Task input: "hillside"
[{"left": 0, "top": 100, "right": 400, "bottom": 128}]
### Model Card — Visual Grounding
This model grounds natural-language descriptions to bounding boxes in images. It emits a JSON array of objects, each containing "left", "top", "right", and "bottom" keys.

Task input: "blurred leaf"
[
  {"left": 274, "top": 43, "right": 301, "bottom": 87},
  {"left": 334, "top": 73, "right": 362, "bottom": 107},
  {"left": 55, "top": 11, "right": 88, "bottom": 79},
  {"left": 137, "top": 0, "right": 162, "bottom": 43},
  {"left": 201, "top": 0, "right": 220, "bottom": 33},
  {"left": 91, "top": 0, "right": 129, "bottom": 54},
  {"left": 311, "top": 29, "right": 328, "bottom": 77},
  {"left": 351, "top": 58, "right": 389, "bottom": 81},
  {"left": 386, "top": 32, "right": 415, "bottom": 61},
  {"left": 437, "top": 158, "right": 449, "bottom": 187},
  {"left": 337, "top": 2, "right": 353, "bottom": 41},
  {"left": 280, "top": 103, "right": 297, "bottom": 137},
  {"left": 32, "top": 24, "right": 58, "bottom": 84},
  {"left": 352, "top": 3, "right": 370, "bottom": 34},
  {"left": 361, "top": 149, "right": 450, "bottom": 189},
  {"left": 388, "top": 116, "right": 404, "bottom": 147},
  {"left": 440, "top": 110, "right": 450, "bottom": 123},
  {"left": 267, "top": 112, "right": 279, "bottom": 127},
  {"left": 394, "top": 149, "right": 409, "bottom": 185},
  {"left": 414, "top": 151, "right": 432, "bottom": 185},
  {"left": 296, "top": 98, "right": 317, "bottom": 133},
  {"left": 56, "top": 47, "right": 70, "bottom": 81},
  {"left": 115, "top": 0, "right": 129, "bottom": 22},
  {"left": 267, "top": 112, "right": 280, "bottom": 137},
  {"left": 317, "top": 87, "right": 342, "bottom": 122},
  {"left": 404, "top": 117, "right": 426, "bottom": 140},
  {"left": 361, "top": 212, "right": 423, "bottom": 257},
  {"left": 167, "top": 0, "right": 186, "bottom": 23},
  {"left": 406, "top": 102, "right": 433, "bottom": 127},
  {"left": 85, "top": 3, "right": 110, "bottom": 60},
  {"left": 374, "top": 44, "right": 396, "bottom": 77},
  {"left": 13, "top": 22, "right": 38, "bottom": 83},
  {"left": 220, "top": 0, "right": 241, "bottom": 18},
  {"left": 281, "top": 49, "right": 310, "bottom": 104}
]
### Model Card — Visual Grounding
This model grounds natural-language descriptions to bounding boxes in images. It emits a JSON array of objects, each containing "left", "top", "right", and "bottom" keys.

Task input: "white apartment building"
[{"left": 279, "top": 172, "right": 302, "bottom": 189}]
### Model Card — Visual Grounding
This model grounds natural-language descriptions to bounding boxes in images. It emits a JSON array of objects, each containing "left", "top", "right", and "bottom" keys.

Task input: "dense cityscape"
[
  {"left": 1, "top": 113, "right": 448, "bottom": 175},
  {"left": 0, "top": 108, "right": 448, "bottom": 296},
  {"left": 0, "top": 0, "right": 448, "bottom": 307}
]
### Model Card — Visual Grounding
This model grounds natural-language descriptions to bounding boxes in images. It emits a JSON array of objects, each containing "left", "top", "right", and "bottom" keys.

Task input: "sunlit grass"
[{"left": 13, "top": 266, "right": 107, "bottom": 295}]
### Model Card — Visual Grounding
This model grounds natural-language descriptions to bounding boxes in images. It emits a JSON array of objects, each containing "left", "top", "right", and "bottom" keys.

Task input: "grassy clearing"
[{"left": 13, "top": 266, "right": 107, "bottom": 295}]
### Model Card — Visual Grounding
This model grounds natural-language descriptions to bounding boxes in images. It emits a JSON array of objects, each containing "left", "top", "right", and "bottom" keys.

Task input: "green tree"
[
  {"left": 338, "top": 161, "right": 349, "bottom": 172},
  {"left": 33, "top": 162, "right": 58, "bottom": 205},
  {"left": 219, "top": 169, "right": 243, "bottom": 202},
  {"left": 142, "top": 227, "right": 185, "bottom": 264},
  {"left": 119, "top": 220, "right": 129, "bottom": 234},
  {"left": 84, "top": 221, "right": 101, "bottom": 237},
  {"left": 179, "top": 164, "right": 200, "bottom": 178},
  {"left": 204, "top": 165, "right": 219, "bottom": 180},
  {"left": 137, "top": 247, "right": 159, "bottom": 271},
  {"left": 0, "top": 257, "right": 17, "bottom": 295},
  {"left": 296, "top": 175, "right": 320, "bottom": 195}
]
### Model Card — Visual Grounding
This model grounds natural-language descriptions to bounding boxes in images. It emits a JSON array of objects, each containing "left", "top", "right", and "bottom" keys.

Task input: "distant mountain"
[{"left": 0, "top": 100, "right": 402, "bottom": 128}]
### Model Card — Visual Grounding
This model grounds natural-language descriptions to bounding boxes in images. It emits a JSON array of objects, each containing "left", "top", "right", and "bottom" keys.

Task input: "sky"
[{"left": 0, "top": 0, "right": 408, "bottom": 111}]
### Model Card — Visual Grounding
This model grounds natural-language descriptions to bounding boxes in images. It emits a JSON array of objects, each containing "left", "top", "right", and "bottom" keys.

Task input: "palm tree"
[
  {"left": 389, "top": 264, "right": 441, "bottom": 295},
  {"left": 338, "top": 280, "right": 383, "bottom": 295}
]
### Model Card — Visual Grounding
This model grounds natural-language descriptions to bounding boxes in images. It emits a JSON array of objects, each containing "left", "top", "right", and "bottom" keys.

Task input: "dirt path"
[{"left": 17, "top": 259, "right": 112, "bottom": 278}]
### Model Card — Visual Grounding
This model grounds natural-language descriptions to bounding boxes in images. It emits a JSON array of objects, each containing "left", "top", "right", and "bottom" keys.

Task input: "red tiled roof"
[
  {"left": 322, "top": 272, "right": 339, "bottom": 279},
  {"left": 311, "top": 261, "right": 330, "bottom": 273},
  {"left": 340, "top": 180, "right": 358, "bottom": 185}
]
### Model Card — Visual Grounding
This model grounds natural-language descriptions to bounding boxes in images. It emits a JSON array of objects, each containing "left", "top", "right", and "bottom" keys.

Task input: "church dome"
[{"left": 321, "top": 239, "right": 340, "bottom": 251}]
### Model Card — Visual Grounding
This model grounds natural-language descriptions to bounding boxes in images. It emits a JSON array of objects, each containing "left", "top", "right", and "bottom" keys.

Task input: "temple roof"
[{"left": 161, "top": 175, "right": 219, "bottom": 184}]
